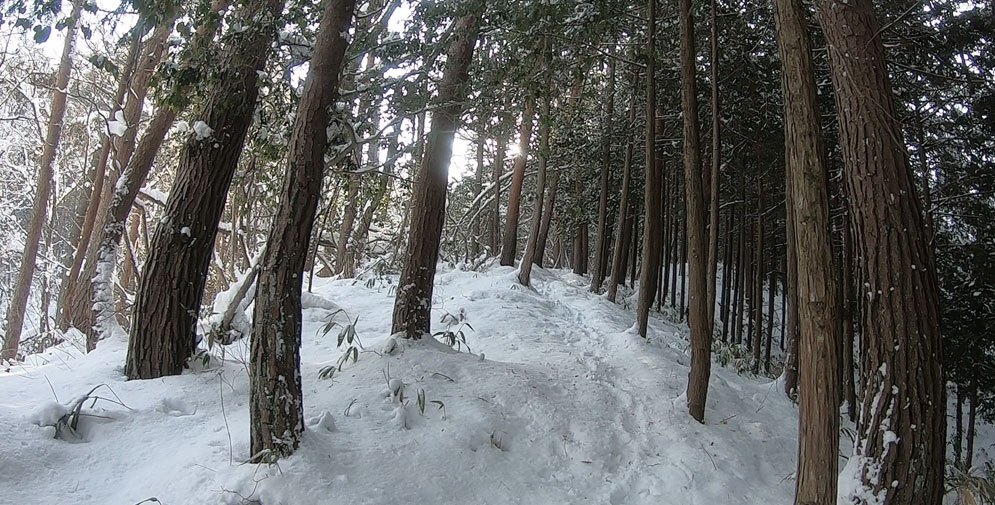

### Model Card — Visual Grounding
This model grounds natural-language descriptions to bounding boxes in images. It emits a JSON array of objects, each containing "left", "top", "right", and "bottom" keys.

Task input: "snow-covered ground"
[{"left": 0, "top": 263, "right": 981, "bottom": 505}]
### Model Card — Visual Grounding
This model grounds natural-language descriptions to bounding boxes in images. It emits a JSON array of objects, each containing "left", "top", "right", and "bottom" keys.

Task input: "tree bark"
[
  {"left": 816, "top": 1, "right": 945, "bottom": 503},
  {"left": 518, "top": 39, "right": 553, "bottom": 286},
  {"left": 391, "top": 9, "right": 481, "bottom": 338},
  {"left": 250, "top": 0, "right": 355, "bottom": 461},
  {"left": 499, "top": 98, "right": 536, "bottom": 266},
  {"left": 680, "top": 0, "right": 711, "bottom": 423},
  {"left": 706, "top": 0, "right": 721, "bottom": 325},
  {"left": 636, "top": 0, "right": 661, "bottom": 338},
  {"left": 2, "top": 0, "right": 83, "bottom": 361},
  {"left": 591, "top": 57, "right": 616, "bottom": 293},
  {"left": 774, "top": 2, "right": 843, "bottom": 501},
  {"left": 490, "top": 134, "right": 506, "bottom": 252},
  {"left": 126, "top": 0, "right": 284, "bottom": 379}
]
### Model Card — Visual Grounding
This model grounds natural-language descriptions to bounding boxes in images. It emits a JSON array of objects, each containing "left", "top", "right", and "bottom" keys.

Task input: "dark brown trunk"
[
  {"left": 965, "top": 386, "right": 977, "bottom": 469},
  {"left": 637, "top": 0, "right": 661, "bottom": 337},
  {"left": 126, "top": 0, "right": 284, "bottom": 379},
  {"left": 499, "top": 98, "right": 536, "bottom": 266},
  {"left": 705, "top": 0, "right": 721, "bottom": 325},
  {"left": 519, "top": 41, "right": 553, "bottom": 286},
  {"left": 590, "top": 57, "right": 616, "bottom": 293},
  {"left": 608, "top": 95, "right": 637, "bottom": 303},
  {"left": 817, "top": 1, "right": 945, "bottom": 502},
  {"left": 953, "top": 386, "right": 964, "bottom": 469},
  {"left": 250, "top": 0, "right": 355, "bottom": 461},
  {"left": 682, "top": 0, "right": 710, "bottom": 423},
  {"left": 391, "top": 10, "right": 481, "bottom": 338}
]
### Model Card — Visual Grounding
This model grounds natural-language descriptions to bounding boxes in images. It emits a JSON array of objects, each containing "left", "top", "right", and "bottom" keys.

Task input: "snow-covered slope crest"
[{"left": 0, "top": 265, "right": 799, "bottom": 505}]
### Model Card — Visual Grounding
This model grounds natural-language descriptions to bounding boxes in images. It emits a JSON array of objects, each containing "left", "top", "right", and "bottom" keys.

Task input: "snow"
[
  {"left": 193, "top": 120, "right": 214, "bottom": 141},
  {"left": 0, "top": 263, "right": 961, "bottom": 505},
  {"left": 106, "top": 110, "right": 127, "bottom": 136}
]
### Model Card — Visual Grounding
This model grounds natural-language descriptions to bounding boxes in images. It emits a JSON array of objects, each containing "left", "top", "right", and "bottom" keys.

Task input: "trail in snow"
[{"left": 2, "top": 263, "right": 803, "bottom": 505}]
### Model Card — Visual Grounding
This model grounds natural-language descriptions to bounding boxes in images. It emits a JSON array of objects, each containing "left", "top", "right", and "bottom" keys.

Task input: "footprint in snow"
[{"left": 158, "top": 398, "right": 197, "bottom": 417}]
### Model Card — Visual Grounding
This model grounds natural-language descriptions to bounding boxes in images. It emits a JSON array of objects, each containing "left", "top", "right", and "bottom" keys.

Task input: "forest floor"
[{"left": 0, "top": 262, "right": 983, "bottom": 505}]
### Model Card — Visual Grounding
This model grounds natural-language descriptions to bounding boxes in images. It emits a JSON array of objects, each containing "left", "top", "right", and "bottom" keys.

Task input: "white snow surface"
[{"left": 1, "top": 265, "right": 809, "bottom": 505}]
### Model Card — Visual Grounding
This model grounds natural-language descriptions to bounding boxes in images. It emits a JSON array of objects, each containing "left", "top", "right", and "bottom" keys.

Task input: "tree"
[
  {"left": 250, "top": 0, "right": 356, "bottom": 461},
  {"left": 705, "top": 0, "right": 721, "bottom": 324},
  {"left": 771, "top": 0, "right": 841, "bottom": 502},
  {"left": 517, "top": 39, "right": 552, "bottom": 286},
  {"left": 125, "top": 0, "right": 284, "bottom": 379},
  {"left": 391, "top": 7, "right": 482, "bottom": 339},
  {"left": 815, "top": 0, "right": 945, "bottom": 503},
  {"left": 636, "top": 0, "right": 660, "bottom": 337},
  {"left": 499, "top": 97, "right": 536, "bottom": 267},
  {"left": 680, "top": 0, "right": 712, "bottom": 423},
  {"left": 2, "top": 0, "right": 83, "bottom": 361}
]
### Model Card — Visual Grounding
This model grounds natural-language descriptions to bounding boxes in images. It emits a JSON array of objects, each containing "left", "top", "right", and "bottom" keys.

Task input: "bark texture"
[
  {"left": 816, "top": 1, "right": 945, "bottom": 503},
  {"left": 126, "top": 0, "right": 284, "bottom": 379},
  {"left": 249, "top": 0, "right": 355, "bottom": 460},
  {"left": 391, "top": 10, "right": 481, "bottom": 338},
  {"left": 772, "top": 0, "right": 841, "bottom": 502}
]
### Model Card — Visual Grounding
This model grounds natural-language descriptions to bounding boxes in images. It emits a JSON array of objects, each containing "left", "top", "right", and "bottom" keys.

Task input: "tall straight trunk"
[
  {"left": 629, "top": 215, "right": 640, "bottom": 288},
  {"left": 705, "top": 0, "right": 721, "bottom": 325},
  {"left": 783, "top": 169, "right": 800, "bottom": 396},
  {"left": 774, "top": 3, "right": 843, "bottom": 501},
  {"left": 734, "top": 205, "right": 747, "bottom": 345},
  {"left": 519, "top": 40, "right": 553, "bottom": 286},
  {"left": 471, "top": 130, "right": 485, "bottom": 259},
  {"left": 680, "top": 0, "right": 711, "bottom": 422},
  {"left": 608, "top": 95, "right": 637, "bottom": 303},
  {"left": 534, "top": 168, "right": 558, "bottom": 267},
  {"left": 816, "top": 1, "right": 944, "bottom": 503},
  {"left": 719, "top": 210, "right": 734, "bottom": 342},
  {"left": 953, "top": 386, "right": 964, "bottom": 468},
  {"left": 126, "top": 0, "right": 284, "bottom": 379},
  {"left": 250, "top": 0, "right": 355, "bottom": 461},
  {"left": 965, "top": 386, "right": 977, "bottom": 469},
  {"left": 2, "top": 0, "right": 83, "bottom": 360},
  {"left": 678, "top": 215, "right": 687, "bottom": 317},
  {"left": 660, "top": 159, "right": 673, "bottom": 308},
  {"left": 752, "top": 204, "right": 764, "bottom": 371},
  {"left": 490, "top": 134, "right": 506, "bottom": 253},
  {"left": 764, "top": 244, "right": 776, "bottom": 372},
  {"left": 500, "top": 98, "right": 536, "bottom": 266},
  {"left": 591, "top": 58, "right": 616, "bottom": 293},
  {"left": 842, "top": 210, "right": 858, "bottom": 421},
  {"left": 391, "top": 10, "right": 481, "bottom": 338},
  {"left": 637, "top": 0, "right": 661, "bottom": 337}
]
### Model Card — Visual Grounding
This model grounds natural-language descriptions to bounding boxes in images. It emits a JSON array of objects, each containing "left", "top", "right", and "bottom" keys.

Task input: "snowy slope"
[{"left": 1, "top": 264, "right": 805, "bottom": 505}]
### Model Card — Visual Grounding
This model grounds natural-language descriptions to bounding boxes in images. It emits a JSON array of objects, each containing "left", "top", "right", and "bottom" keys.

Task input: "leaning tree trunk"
[
  {"left": 2, "top": 0, "right": 83, "bottom": 361},
  {"left": 499, "top": 98, "right": 536, "bottom": 266},
  {"left": 636, "top": 0, "right": 660, "bottom": 338},
  {"left": 250, "top": 0, "right": 355, "bottom": 461},
  {"left": 772, "top": 0, "right": 842, "bottom": 502},
  {"left": 86, "top": 2, "right": 225, "bottom": 348},
  {"left": 391, "top": 9, "right": 482, "bottom": 338},
  {"left": 816, "top": 1, "right": 944, "bottom": 503},
  {"left": 126, "top": 0, "right": 284, "bottom": 379},
  {"left": 680, "top": 0, "right": 711, "bottom": 423}
]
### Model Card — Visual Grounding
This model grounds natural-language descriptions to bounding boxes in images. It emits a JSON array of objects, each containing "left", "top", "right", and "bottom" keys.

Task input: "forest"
[{"left": 0, "top": 0, "right": 993, "bottom": 504}]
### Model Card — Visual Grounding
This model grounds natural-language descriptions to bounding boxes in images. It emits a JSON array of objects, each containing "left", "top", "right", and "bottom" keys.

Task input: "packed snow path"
[{"left": 1, "top": 264, "right": 798, "bottom": 505}]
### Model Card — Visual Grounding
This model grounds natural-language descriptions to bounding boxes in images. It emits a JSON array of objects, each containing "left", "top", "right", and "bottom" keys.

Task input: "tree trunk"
[
  {"left": 953, "top": 386, "right": 964, "bottom": 469},
  {"left": 2, "top": 0, "right": 83, "bottom": 361},
  {"left": 636, "top": 0, "right": 661, "bottom": 338},
  {"left": 842, "top": 209, "right": 858, "bottom": 421},
  {"left": 608, "top": 91, "right": 636, "bottom": 302},
  {"left": 680, "top": 0, "right": 711, "bottom": 423},
  {"left": 774, "top": 3, "right": 843, "bottom": 501},
  {"left": 752, "top": 198, "right": 764, "bottom": 372},
  {"left": 490, "top": 134, "right": 506, "bottom": 253},
  {"left": 965, "top": 386, "right": 977, "bottom": 470},
  {"left": 499, "top": 98, "right": 536, "bottom": 266},
  {"left": 518, "top": 39, "right": 553, "bottom": 286},
  {"left": 816, "top": 1, "right": 945, "bottom": 502},
  {"left": 705, "top": 0, "right": 721, "bottom": 325},
  {"left": 250, "top": 0, "right": 355, "bottom": 461},
  {"left": 591, "top": 58, "right": 616, "bottom": 293},
  {"left": 391, "top": 9, "right": 481, "bottom": 338},
  {"left": 126, "top": 0, "right": 283, "bottom": 379}
]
